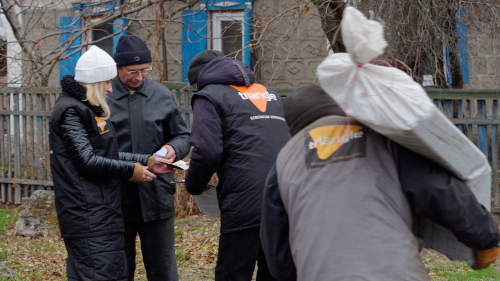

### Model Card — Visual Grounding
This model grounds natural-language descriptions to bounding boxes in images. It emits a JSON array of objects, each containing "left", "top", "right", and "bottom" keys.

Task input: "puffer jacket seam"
[
  {"left": 77, "top": 176, "right": 91, "bottom": 233},
  {"left": 61, "top": 229, "right": 125, "bottom": 239},
  {"left": 85, "top": 238, "right": 96, "bottom": 280}
]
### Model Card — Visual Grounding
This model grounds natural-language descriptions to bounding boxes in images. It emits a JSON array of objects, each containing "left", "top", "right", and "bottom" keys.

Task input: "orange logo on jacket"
[
  {"left": 95, "top": 117, "right": 110, "bottom": 134},
  {"left": 231, "top": 84, "right": 278, "bottom": 112},
  {"left": 308, "top": 125, "right": 363, "bottom": 159}
]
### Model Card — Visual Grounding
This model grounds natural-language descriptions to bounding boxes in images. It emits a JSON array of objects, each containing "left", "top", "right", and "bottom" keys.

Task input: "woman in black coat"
[{"left": 49, "top": 46, "right": 167, "bottom": 281}]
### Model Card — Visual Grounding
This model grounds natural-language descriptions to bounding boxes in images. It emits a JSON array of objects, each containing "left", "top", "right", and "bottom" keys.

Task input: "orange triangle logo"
[
  {"left": 95, "top": 117, "right": 106, "bottom": 132},
  {"left": 231, "top": 84, "right": 269, "bottom": 112},
  {"left": 309, "top": 125, "right": 363, "bottom": 160}
]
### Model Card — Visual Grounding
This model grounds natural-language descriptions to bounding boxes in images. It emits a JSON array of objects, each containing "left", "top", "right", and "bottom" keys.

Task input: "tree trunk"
[{"left": 311, "top": 0, "right": 346, "bottom": 53}]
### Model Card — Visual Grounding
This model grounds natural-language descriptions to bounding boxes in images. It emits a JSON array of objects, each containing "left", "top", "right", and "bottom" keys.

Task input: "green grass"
[
  {"left": 427, "top": 262, "right": 500, "bottom": 280},
  {"left": 175, "top": 250, "right": 186, "bottom": 262},
  {"left": 175, "top": 229, "right": 183, "bottom": 238},
  {"left": 0, "top": 210, "right": 17, "bottom": 236}
]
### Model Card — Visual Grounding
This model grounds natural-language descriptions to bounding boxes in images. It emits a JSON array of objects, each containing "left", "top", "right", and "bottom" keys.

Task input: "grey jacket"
[
  {"left": 107, "top": 77, "right": 190, "bottom": 222},
  {"left": 261, "top": 115, "right": 499, "bottom": 281}
]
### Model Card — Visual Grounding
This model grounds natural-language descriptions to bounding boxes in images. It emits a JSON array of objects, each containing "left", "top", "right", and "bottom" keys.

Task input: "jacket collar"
[
  {"left": 113, "top": 77, "right": 150, "bottom": 99},
  {"left": 60, "top": 75, "right": 105, "bottom": 117}
]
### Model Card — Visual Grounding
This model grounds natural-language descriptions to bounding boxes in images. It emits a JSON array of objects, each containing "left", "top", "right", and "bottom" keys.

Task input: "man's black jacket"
[{"left": 108, "top": 77, "right": 191, "bottom": 222}]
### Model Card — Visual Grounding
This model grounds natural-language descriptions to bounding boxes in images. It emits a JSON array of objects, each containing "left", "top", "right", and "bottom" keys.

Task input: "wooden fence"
[{"left": 1, "top": 84, "right": 500, "bottom": 214}]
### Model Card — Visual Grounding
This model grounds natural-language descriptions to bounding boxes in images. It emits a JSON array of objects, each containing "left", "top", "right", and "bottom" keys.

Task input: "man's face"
[{"left": 118, "top": 63, "right": 150, "bottom": 90}]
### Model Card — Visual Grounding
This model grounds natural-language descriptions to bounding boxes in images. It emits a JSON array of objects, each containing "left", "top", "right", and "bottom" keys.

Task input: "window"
[
  {"left": 91, "top": 23, "right": 114, "bottom": 56},
  {"left": 59, "top": 2, "right": 127, "bottom": 83},
  {"left": 212, "top": 12, "right": 245, "bottom": 61},
  {"left": 181, "top": 1, "right": 254, "bottom": 82}
]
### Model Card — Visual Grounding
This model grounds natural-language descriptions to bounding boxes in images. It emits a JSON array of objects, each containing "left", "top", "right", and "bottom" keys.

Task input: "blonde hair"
[{"left": 81, "top": 81, "right": 111, "bottom": 119}]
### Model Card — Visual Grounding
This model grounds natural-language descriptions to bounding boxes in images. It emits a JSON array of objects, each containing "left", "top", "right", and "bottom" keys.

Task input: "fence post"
[
  {"left": 36, "top": 94, "right": 44, "bottom": 190},
  {"left": 493, "top": 100, "right": 499, "bottom": 207},
  {"left": 13, "top": 93, "right": 21, "bottom": 204},
  {"left": 6, "top": 93, "right": 11, "bottom": 202},
  {"left": 0, "top": 92, "right": 4, "bottom": 203},
  {"left": 466, "top": 99, "right": 473, "bottom": 141},
  {"left": 477, "top": 100, "right": 488, "bottom": 156}
]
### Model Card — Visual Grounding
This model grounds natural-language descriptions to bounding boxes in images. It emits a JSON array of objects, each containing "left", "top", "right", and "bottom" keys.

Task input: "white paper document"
[{"left": 153, "top": 147, "right": 168, "bottom": 158}]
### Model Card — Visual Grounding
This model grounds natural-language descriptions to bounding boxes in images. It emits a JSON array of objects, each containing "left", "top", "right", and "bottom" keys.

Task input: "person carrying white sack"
[
  {"left": 316, "top": 6, "right": 496, "bottom": 265},
  {"left": 260, "top": 83, "right": 500, "bottom": 281}
]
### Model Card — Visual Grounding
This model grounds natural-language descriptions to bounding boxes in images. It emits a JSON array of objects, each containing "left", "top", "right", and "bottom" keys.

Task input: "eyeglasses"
[{"left": 127, "top": 66, "right": 152, "bottom": 76}]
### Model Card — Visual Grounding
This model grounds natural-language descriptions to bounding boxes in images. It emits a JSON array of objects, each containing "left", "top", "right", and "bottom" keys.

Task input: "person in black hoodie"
[
  {"left": 49, "top": 46, "right": 168, "bottom": 281},
  {"left": 185, "top": 50, "right": 291, "bottom": 281}
]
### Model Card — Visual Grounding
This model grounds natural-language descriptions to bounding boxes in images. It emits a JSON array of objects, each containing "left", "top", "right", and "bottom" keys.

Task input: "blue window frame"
[
  {"left": 182, "top": 0, "right": 253, "bottom": 82},
  {"left": 59, "top": 1, "right": 126, "bottom": 83}
]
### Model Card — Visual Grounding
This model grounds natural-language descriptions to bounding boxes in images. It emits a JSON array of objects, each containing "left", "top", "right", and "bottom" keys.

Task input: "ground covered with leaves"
[{"left": 1, "top": 209, "right": 500, "bottom": 280}]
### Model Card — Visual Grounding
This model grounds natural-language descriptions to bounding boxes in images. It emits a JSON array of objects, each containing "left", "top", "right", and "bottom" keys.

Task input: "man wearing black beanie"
[
  {"left": 107, "top": 35, "right": 191, "bottom": 281},
  {"left": 260, "top": 84, "right": 500, "bottom": 280},
  {"left": 185, "top": 50, "right": 290, "bottom": 281}
]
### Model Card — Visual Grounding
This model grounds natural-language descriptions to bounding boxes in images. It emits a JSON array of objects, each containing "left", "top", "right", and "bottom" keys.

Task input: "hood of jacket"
[
  {"left": 60, "top": 75, "right": 105, "bottom": 117},
  {"left": 197, "top": 57, "right": 256, "bottom": 91}
]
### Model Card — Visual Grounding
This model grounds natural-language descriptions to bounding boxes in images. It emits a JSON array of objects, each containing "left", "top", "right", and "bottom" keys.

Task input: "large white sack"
[{"left": 317, "top": 6, "right": 491, "bottom": 266}]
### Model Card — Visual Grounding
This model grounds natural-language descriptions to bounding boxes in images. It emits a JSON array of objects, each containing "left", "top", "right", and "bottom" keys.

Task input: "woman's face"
[{"left": 104, "top": 80, "right": 113, "bottom": 96}]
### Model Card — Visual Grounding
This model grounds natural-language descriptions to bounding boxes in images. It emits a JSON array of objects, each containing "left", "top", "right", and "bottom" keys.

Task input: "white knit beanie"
[{"left": 74, "top": 46, "right": 117, "bottom": 83}]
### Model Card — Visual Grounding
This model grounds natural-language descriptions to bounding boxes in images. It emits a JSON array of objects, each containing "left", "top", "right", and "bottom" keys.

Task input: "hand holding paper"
[
  {"left": 161, "top": 145, "right": 176, "bottom": 161},
  {"left": 153, "top": 147, "right": 190, "bottom": 172},
  {"left": 153, "top": 158, "right": 175, "bottom": 174}
]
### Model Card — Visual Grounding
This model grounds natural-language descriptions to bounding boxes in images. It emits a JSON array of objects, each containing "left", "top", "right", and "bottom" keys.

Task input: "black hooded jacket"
[
  {"left": 185, "top": 57, "right": 291, "bottom": 232},
  {"left": 49, "top": 75, "right": 150, "bottom": 239}
]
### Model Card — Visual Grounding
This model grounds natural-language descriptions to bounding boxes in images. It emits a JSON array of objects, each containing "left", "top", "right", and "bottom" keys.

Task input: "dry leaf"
[{"left": 305, "top": 5, "right": 311, "bottom": 16}]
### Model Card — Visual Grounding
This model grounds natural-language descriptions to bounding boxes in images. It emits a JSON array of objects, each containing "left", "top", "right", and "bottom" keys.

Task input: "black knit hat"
[
  {"left": 113, "top": 35, "right": 152, "bottom": 67},
  {"left": 188, "top": 50, "right": 224, "bottom": 85},
  {"left": 284, "top": 84, "right": 346, "bottom": 136}
]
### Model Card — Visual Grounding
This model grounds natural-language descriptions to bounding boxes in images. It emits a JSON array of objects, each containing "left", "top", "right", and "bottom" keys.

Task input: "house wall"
[
  {"left": 23, "top": 1, "right": 500, "bottom": 90},
  {"left": 127, "top": 1, "right": 189, "bottom": 83},
  {"left": 0, "top": 6, "right": 23, "bottom": 87},
  {"left": 21, "top": 1, "right": 177, "bottom": 86},
  {"left": 23, "top": 4, "right": 76, "bottom": 86},
  {"left": 22, "top": 0, "right": 326, "bottom": 87},
  {"left": 465, "top": 21, "right": 500, "bottom": 90},
  {"left": 252, "top": 0, "right": 328, "bottom": 88}
]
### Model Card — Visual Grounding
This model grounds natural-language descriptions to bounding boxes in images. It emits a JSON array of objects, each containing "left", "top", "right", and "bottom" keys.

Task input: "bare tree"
[
  {"left": 0, "top": 0, "right": 497, "bottom": 89},
  {"left": 0, "top": 0, "right": 199, "bottom": 87}
]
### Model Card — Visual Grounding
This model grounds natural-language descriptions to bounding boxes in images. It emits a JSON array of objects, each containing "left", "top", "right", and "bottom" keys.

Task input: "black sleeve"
[
  {"left": 394, "top": 142, "right": 499, "bottom": 250},
  {"left": 60, "top": 107, "right": 136, "bottom": 180},
  {"left": 260, "top": 164, "right": 297, "bottom": 281},
  {"left": 163, "top": 91, "right": 191, "bottom": 162},
  {"left": 119, "top": 152, "right": 150, "bottom": 166},
  {"left": 185, "top": 97, "right": 223, "bottom": 195}
]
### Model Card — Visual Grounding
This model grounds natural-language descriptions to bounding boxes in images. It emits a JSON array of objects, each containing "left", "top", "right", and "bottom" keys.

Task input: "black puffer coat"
[{"left": 49, "top": 75, "right": 150, "bottom": 239}]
